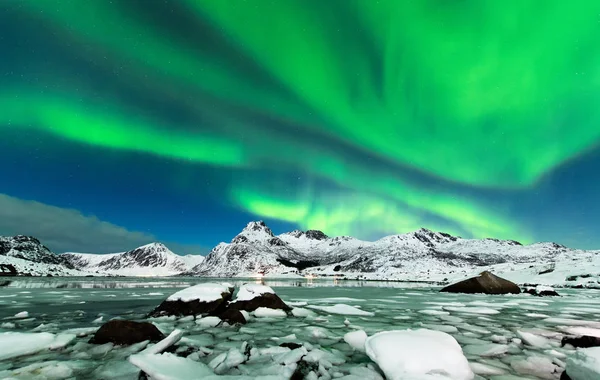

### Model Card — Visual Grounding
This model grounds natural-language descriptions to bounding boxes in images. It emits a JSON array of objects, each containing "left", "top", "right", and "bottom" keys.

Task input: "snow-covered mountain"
[
  {"left": 0, "top": 235, "right": 88, "bottom": 276},
  {"left": 62, "top": 243, "right": 204, "bottom": 277},
  {"left": 192, "top": 221, "right": 599, "bottom": 287}
]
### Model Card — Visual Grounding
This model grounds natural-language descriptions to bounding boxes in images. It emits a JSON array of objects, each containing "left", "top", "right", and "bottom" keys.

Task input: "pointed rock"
[{"left": 440, "top": 271, "right": 521, "bottom": 295}]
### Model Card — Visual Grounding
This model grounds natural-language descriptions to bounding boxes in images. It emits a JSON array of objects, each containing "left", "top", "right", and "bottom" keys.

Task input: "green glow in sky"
[{"left": 6, "top": 0, "right": 600, "bottom": 243}]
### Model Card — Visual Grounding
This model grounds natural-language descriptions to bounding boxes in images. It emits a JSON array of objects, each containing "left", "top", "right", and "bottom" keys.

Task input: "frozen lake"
[{"left": 1, "top": 277, "right": 599, "bottom": 379}]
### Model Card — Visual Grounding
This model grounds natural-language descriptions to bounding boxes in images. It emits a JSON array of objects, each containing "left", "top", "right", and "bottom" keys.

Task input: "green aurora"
[{"left": 2, "top": 0, "right": 600, "bottom": 247}]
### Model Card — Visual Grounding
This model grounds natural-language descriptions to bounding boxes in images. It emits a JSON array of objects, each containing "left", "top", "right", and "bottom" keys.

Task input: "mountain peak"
[{"left": 243, "top": 221, "right": 274, "bottom": 235}]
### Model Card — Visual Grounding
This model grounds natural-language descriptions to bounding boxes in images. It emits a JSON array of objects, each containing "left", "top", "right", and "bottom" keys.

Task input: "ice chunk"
[
  {"left": 463, "top": 343, "right": 509, "bottom": 357},
  {"left": 291, "top": 308, "right": 315, "bottom": 317},
  {"left": 167, "top": 283, "right": 231, "bottom": 303},
  {"left": 141, "top": 329, "right": 183, "bottom": 355},
  {"left": 235, "top": 284, "right": 275, "bottom": 301},
  {"left": 517, "top": 331, "right": 551, "bottom": 349},
  {"left": 344, "top": 330, "right": 367, "bottom": 352},
  {"left": 48, "top": 333, "right": 76, "bottom": 350},
  {"left": 470, "top": 362, "right": 506, "bottom": 376},
  {"left": 565, "top": 346, "right": 600, "bottom": 380},
  {"left": 254, "top": 307, "right": 287, "bottom": 318},
  {"left": 130, "top": 352, "right": 215, "bottom": 379},
  {"left": 364, "top": 329, "right": 474, "bottom": 380},
  {"left": 196, "top": 316, "right": 222, "bottom": 327},
  {"left": 0, "top": 332, "right": 69, "bottom": 360},
  {"left": 14, "top": 311, "right": 28, "bottom": 319},
  {"left": 307, "top": 304, "right": 374, "bottom": 316},
  {"left": 443, "top": 306, "right": 500, "bottom": 315},
  {"left": 511, "top": 355, "right": 560, "bottom": 379}
]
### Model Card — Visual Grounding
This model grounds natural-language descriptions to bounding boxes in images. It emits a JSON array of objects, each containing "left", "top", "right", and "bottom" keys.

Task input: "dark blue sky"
[{"left": 1, "top": 1, "right": 599, "bottom": 254}]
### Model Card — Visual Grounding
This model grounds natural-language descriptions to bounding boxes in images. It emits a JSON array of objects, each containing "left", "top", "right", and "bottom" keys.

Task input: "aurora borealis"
[{"left": 1, "top": 1, "right": 599, "bottom": 253}]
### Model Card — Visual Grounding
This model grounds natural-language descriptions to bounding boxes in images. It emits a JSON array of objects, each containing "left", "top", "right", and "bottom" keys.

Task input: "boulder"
[
  {"left": 89, "top": 320, "right": 165, "bottom": 345},
  {"left": 525, "top": 285, "right": 560, "bottom": 297},
  {"left": 562, "top": 335, "right": 600, "bottom": 349},
  {"left": 218, "top": 308, "right": 247, "bottom": 325},
  {"left": 440, "top": 271, "right": 521, "bottom": 295},
  {"left": 148, "top": 283, "right": 233, "bottom": 318},
  {"left": 226, "top": 284, "right": 291, "bottom": 313}
]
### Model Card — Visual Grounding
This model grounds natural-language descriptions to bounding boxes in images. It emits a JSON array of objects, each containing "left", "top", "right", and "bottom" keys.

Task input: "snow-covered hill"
[
  {"left": 192, "top": 221, "right": 599, "bottom": 287},
  {"left": 62, "top": 243, "right": 204, "bottom": 277},
  {"left": 0, "top": 235, "right": 88, "bottom": 276}
]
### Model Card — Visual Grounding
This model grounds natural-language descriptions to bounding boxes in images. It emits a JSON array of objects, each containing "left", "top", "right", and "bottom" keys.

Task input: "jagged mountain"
[
  {"left": 192, "top": 221, "right": 583, "bottom": 283},
  {"left": 0, "top": 235, "right": 87, "bottom": 276},
  {"left": 62, "top": 243, "right": 204, "bottom": 276}
]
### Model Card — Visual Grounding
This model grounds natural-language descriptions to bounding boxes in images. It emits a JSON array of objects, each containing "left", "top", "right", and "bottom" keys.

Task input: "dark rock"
[
  {"left": 305, "top": 230, "right": 328, "bottom": 240},
  {"left": 560, "top": 370, "right": 572, "bottom": 380},
  {"left": 525, "top": 287, "right": 560, "bottom": 297},
  {"left": 268, "top": 237, "right": 287, "bottom": 246},
  {"left": 290, "top": 360, "right": 318, "bottom": 380},
  {"left": 0, "top": 264, "right": 17, "bottom": 276},
  {"left": 562, "top": 335, "right": 600, "bottom": 348},
  {"left": 218, "top": 308, "right": 247, "bottom": 325},
  {"left": 228, "top": 292, "right": 291, "bottom": 313},
  {"left": 148, "top": 285, "right": 233, "bottom": 318},
  {"left": 440, "top": 271, "right": 521, "bottom": 295},
  {"left": 276, "top": 258, "right": 319, "bottom": 271},
  {"left": 231, "top": 234, "right": 249, "bottom": 244},
  {"left": 89, "top": 320, "right": 165, "bottom": 345},
  {"left": 279, "top": 342, "right": 302, "bottom": 350}
]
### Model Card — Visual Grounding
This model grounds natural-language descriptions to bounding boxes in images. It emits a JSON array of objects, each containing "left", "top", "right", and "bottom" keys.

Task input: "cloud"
[{"left": 0, "top": 193, "right": 206, "bottom": 255}]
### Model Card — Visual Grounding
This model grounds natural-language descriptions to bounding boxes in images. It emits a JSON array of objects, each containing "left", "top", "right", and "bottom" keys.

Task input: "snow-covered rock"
[
  {"left": 364, "top": 329, "right": 474, "bottom": 380},
  {"left": 149, "top": 283, "right": 233, "bottom": 317}
]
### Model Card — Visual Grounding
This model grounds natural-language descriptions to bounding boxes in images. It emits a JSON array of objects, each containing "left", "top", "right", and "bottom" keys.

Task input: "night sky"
[{"left": 1, "top": 1, "right": 599, "bottom": 254}]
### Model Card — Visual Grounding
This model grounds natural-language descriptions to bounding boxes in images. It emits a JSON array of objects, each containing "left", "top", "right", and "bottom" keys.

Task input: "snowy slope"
[
  {"left": 192, "top": 221, "right": 596, "bottom": 286},
  {"left": 0, "top": 235, "right": 74, "bottom": 268},
  {"left": 0, "top": 235, "right": 89, "bottom": 276},
  {"left": 62, "top": 243, "right": 201, "bottom": 277}
]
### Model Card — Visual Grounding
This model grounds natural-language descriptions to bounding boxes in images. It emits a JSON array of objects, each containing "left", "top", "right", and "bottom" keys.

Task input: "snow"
[
  {"left": 344, "top": 330, "right": 367, "bottom": 352},
  {"left": 517, "top": 331, "right": 551, "bottom": 349},
  {"left": 254, "top": 307, "right": 287, "bottom": 318},
  {"left": 0, "top": 332, "right": 74, "bottom": 360},
  {"left": 565, "top": 347, "right": 600, "bottom": 380},
  {"left": 141, "top": 329, "right": 183, "bottom": 355},
  {"left": 166, "top": 283, "right": 231, "bottom": 303},
  {"left": 234, "top": 284, "right": 275, "bottom": 302},
  {"left": 307, "top": 304, "right": 375, "bottom": 316},
  {"left": 196, "top": 316, "right": 222, "bottom": 327},
  {"left": 536, "top": 285, "right": 555, "bottom": 293},
  {"left": 129, "top": 352, "right": 215, "bottom": 379},
  {"left": 364, "top": 329, "right": 474, "bottom": 380}
]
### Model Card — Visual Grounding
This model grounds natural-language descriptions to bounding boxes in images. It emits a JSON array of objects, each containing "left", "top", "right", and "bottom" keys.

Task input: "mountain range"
[{"left": 1, "top": 221, "right": 599, "bottom": 287}]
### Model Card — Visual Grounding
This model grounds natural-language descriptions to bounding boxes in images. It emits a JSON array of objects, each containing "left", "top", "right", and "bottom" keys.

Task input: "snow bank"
[
  {"left": 565, "top": 347, "right": 600, "bottom": 380},
  {"left": 166, "top": 283, "right": 230, "bottom": 303},
  {"left": 235, "top": 284, "right": 275, "bottom": 301},
  {"left": 364, "top": 329, "right": 474, "bottom": 380}
]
